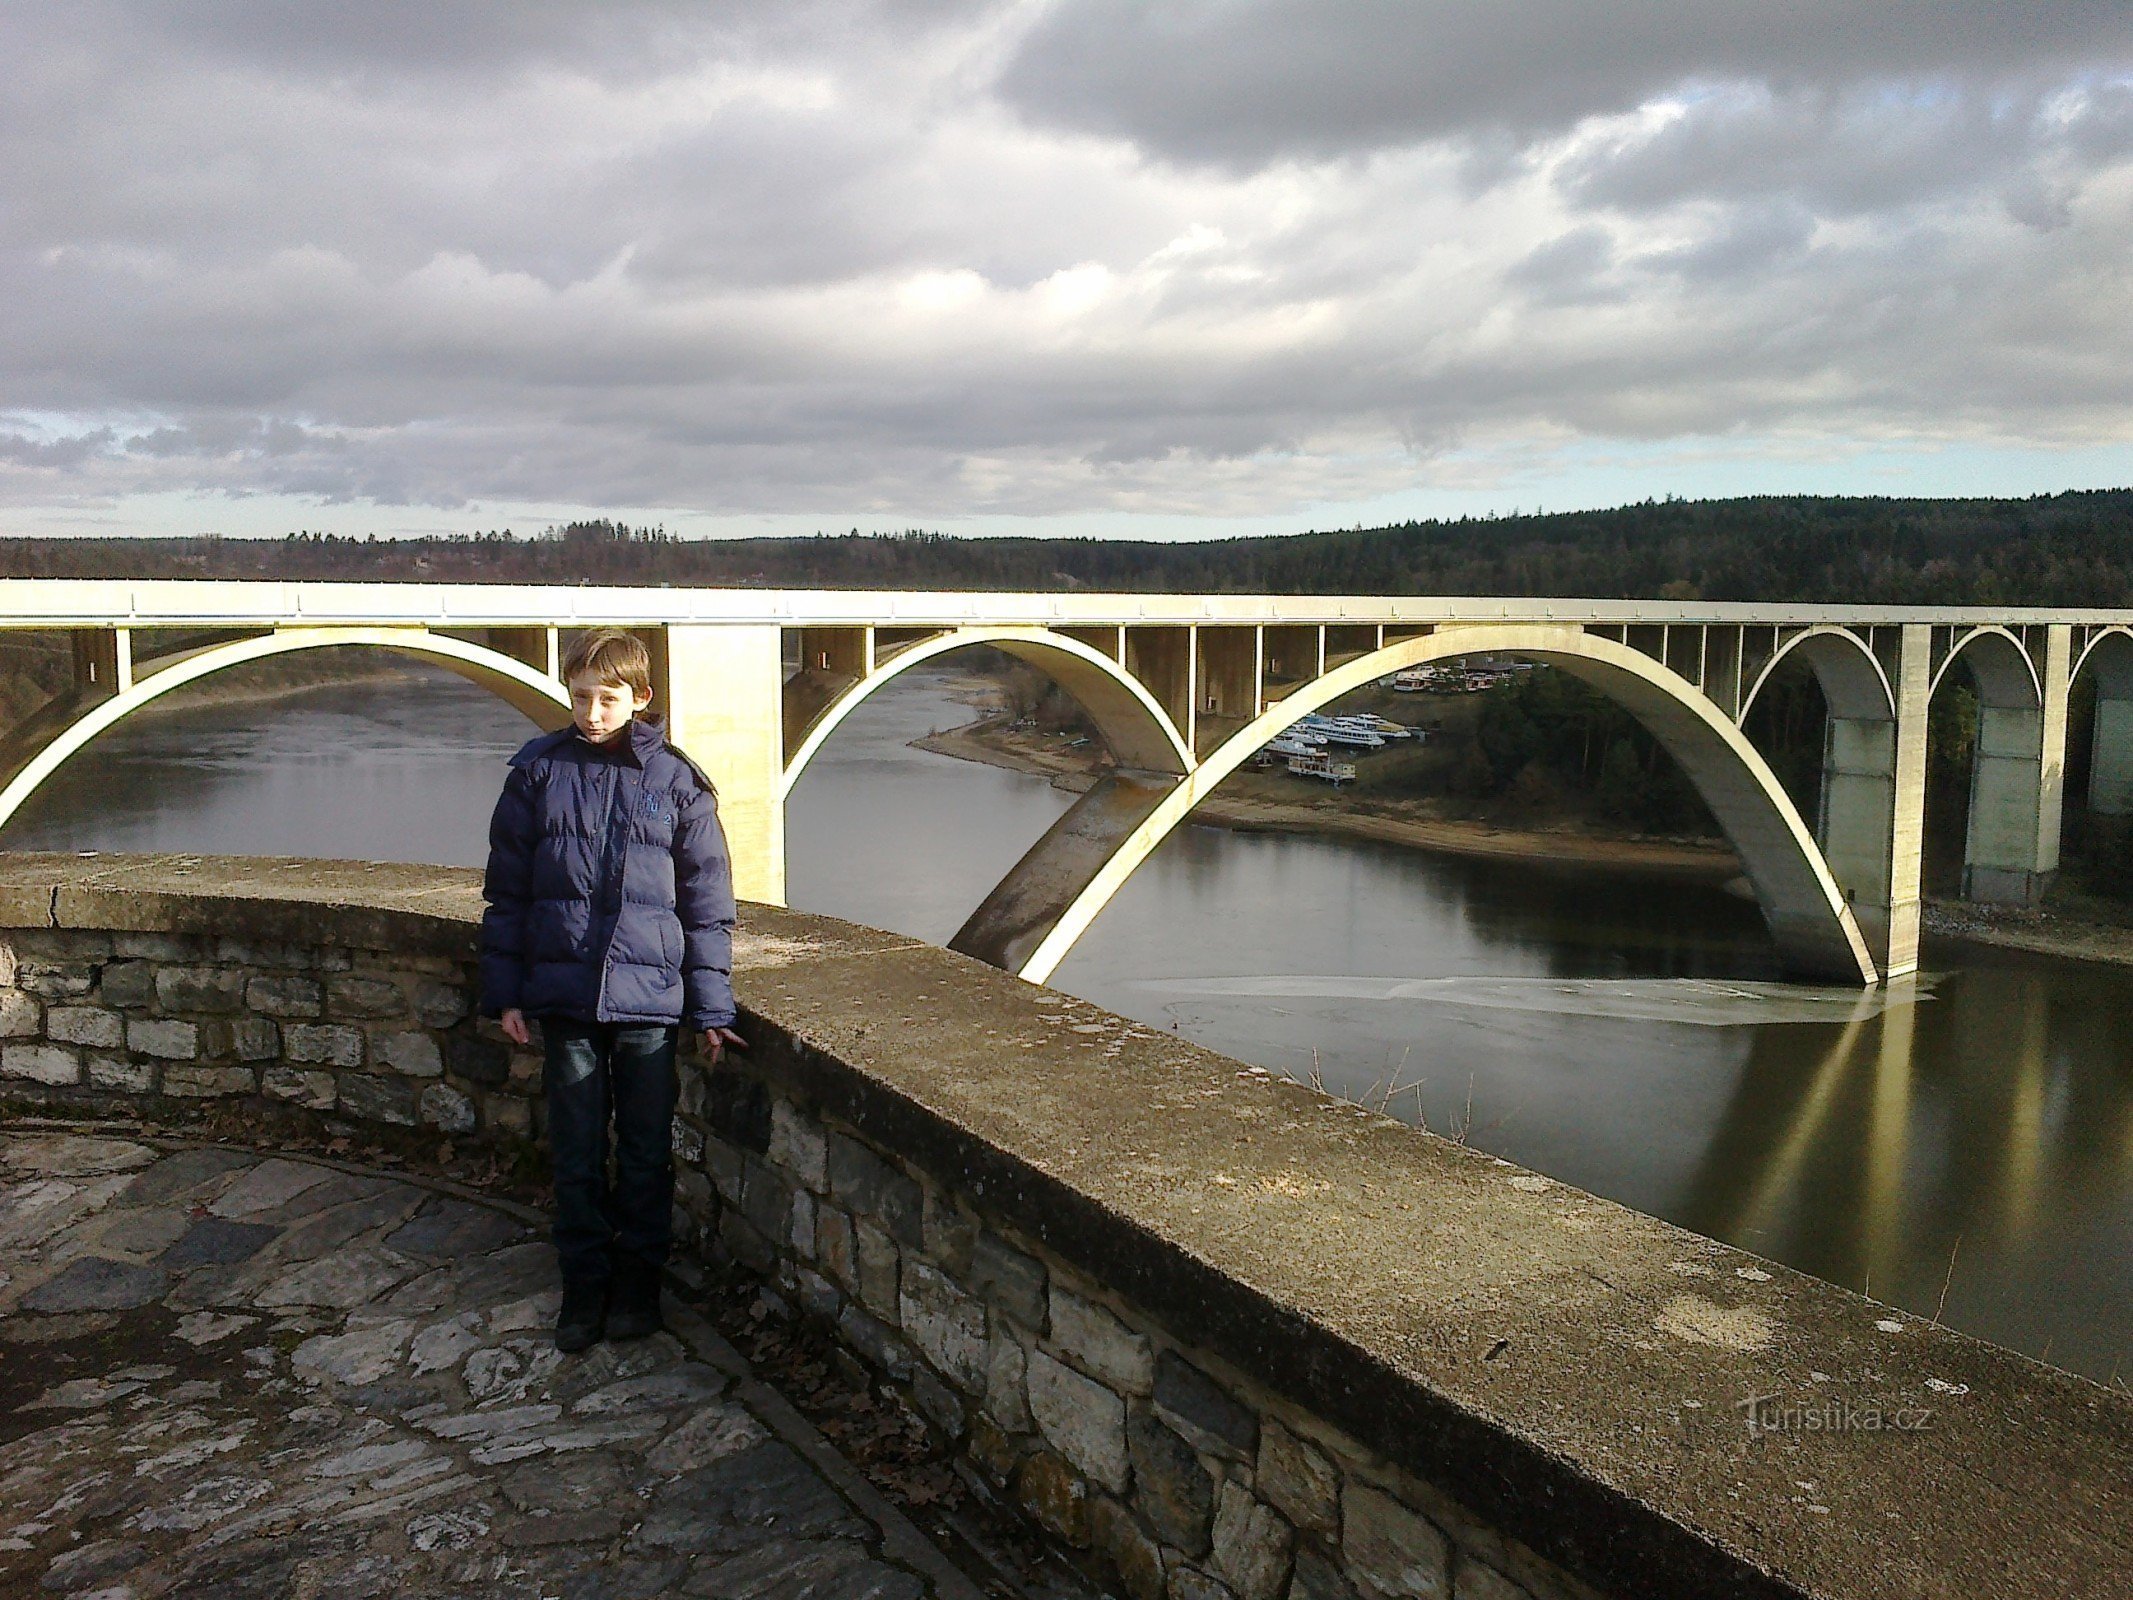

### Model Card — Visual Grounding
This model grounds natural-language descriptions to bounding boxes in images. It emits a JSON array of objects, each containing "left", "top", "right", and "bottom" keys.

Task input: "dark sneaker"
[
  {"left": 605, "top": 1257, "right": 665, "bottom": 1342},
  {"left": 555, "top": 1278, "right": 607, "bottom": 1353}
]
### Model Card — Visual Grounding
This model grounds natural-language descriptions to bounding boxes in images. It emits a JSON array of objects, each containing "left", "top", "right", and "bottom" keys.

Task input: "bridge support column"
[
  {"left": 1820, "top": 715, "right": 1899, "bottom": 969},
  {"left": 665, "top": 624, "right": 787, "bottom": 906},
  {"left": 1962, "top": 627, "right": 2066, "bottom": 907},
  {"left": 2092, "top": 694, "right": 2133, "bottom": 815},
  {"left": 1879, "top": 628, "right": 1930, "bottom": 978}
]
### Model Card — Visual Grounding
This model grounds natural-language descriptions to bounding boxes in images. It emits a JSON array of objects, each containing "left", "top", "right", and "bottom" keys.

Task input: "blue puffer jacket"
[{"left": 479, "top": 715, "right": 737, "bottom": 1031}]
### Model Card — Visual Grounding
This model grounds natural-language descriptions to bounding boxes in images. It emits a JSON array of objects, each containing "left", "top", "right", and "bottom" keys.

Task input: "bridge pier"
[
  {"left": 665, "top": 623, "right": 788, "bottom": 906},
  {"left": 1957, "top": 628, "right": 2065, "bottom": 907}
]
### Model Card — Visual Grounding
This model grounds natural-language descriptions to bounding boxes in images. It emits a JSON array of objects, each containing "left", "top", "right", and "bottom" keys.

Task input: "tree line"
[{"left": 4, "top": 491, "right": 2132, "bottom": 603}]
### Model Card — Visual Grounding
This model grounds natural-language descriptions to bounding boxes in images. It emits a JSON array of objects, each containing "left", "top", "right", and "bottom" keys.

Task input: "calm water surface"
[{"left": 12, "top": 659, "right": 2132, "bottom": 1386}]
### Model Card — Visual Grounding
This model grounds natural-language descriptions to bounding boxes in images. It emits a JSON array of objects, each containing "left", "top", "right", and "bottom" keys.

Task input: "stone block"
[
  {"left": 1013, "top": 1448, "right": 1090, "bottom": 1548},
  {"left": 98, "top": 960, "right": 155, "bottom": 1009},
  {"left": 827, "top": 1131, "right": 922, "bottom": 1245},
  {"left": 20, "top": 964, "right": 94, "bottom": 999},
  {"left": 1259, "top": 1421, "right": 1340, "bottom": 1536},
  {"left": 246, "top": 974, "right": 323, "bottom": 1018},
  {"left": 155, "top": 965, "right": 248, "bottom": 1014},
  {"left": 1449, "top": 1558, "right": 1530, "bottom": 1600},
  {"left": 768, "top": 1098, "right": 828, "bottom": 1190},
  {"left": 1290, "top": 1550, "right": 1362, "bottom": 1600},
  {"left": 703, "top": 1135, "right": 745, "bottom": 1204},
  {"left": 836, "top": 1302, "right": 913, "bottom": 1381},
  {"left": 816, "top": 1203, "right": 856, "bottom": 1291},
  {"left": 47, "top": 1006, "right": 123, "bottom": 1048},
  {"left": 790, "top": 1188, "right": 816, "bottom": 1258},
  {"left": 912, "top": 1366, "right": 967, "bottom": 1439},
  {"left": 705, "top": 1067, "right": 771, "bottom": 1151},
  {"left": 1051, "top": 1285, "right": 1154, "bottom": 1394},
  {"left": 1213, "top": 1483, "right": 1295, "bottom": 1600},
  {"left": 127, "top": 1018, "right": 199, "bottom": 1061},
  {"left": 264, "top": 1066, "right": 338, "bottom": 1110},
  {"left": 339, "top": 1073, "right": 418, "bottom": 1126},
  {"left": 112, "top": 933, "right": 192, "bottom": 960},
  {"left": 1091, "top": 1495, "right": 1168, "bottom": 1600},
  {"left": 327, "top": 973, "right": 405, "bottom": 1019},
  {"left": 486, "top": 1093, "right": 531, "bottom": 1135},
  {"left": 88, "top": 1055, "right": 156, "bottom": 1092},
  {"left": 420, "top": 1082, "right": 478, "bottom": 1133},
  {"left": 202, "top": 1018, "right": 278, "bottom": 1062},
  {"left": 1342, "top": 1486, "right": 1448, "bottom": 1600},
  {"left": 969, "top": 1414, "right": 1021, "bottom": 1487},
  {"left": 409, "top": 979, "right": 469, "bottom": 1028},
  {"left": 739, "top": 1157, "right": 794, "bottom": 1242},
  {"left": 900, "top": 1260, "right": 988, "bottom": 1392},
  {"left": 1155, "top": 1351, "right": 1257, "bottom": 1463},
  {"left": 794, "top": 1266, "right": 842, "bottom": 1320},
  {"left": 672, "top": 1118, "right": 706, "bottom": 1166},
  {"left": 719, "top": 1207, "right": 776, "bottom": 1273},
  {"left": 283, "top": 1022, "right": 364, "bottom": 1067},
  {"left": 1026, "top": 1349, "right": 1128, "bottom": 1494},
  {"left": 1170, "top": 1569, "right": 1238, "bottom": 1600},
  {"left": 2, "top": 1042, "right": 81, "bottom": 1085},
  {"left": 0, "top": 940, "right": 14, "bottom": 985},
  {"left": 854, "top": 1219, "right": 901, "bottom": 1320},
  {"left": 0, "top": 989, "right": 42, "bottom": 1038},
  {"left": 446, "top": 1033, "right": 509, "bottom": 1086},
  {"left": 376, "top": 1030, "right": 443, "bottom": 1078},
  {"left": 970, "top": 1231, "right": 1048, "bottom": 1330},
  {"left": 507, "top": 1049, "right": 540, "bottom": 1083},
  {"left": 922, "top": 1186, "right": 978, "bottom": 1276},
  {"left": 162, "top": 1066, "right": 259, "bottom": 1098},
  {"left": 1130, "top": 1412, "right": 1214, "bottom": 1557},
  {"left": 986, "top": 1331, "right": 1032, "bottom": 1432}
]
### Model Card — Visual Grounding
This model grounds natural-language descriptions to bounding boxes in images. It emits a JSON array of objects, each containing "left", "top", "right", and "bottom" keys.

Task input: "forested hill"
[{"left": 6, "top": 490, "right": 2132, "bottom": 605}]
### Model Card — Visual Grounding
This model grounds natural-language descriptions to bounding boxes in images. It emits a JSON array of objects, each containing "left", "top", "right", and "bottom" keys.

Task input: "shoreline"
[
  {"left": 912, "top": 704, "right": 2133, "bottom": 964},
  {"left": 913, "top": 711, "right": 1745, "bottom": 882}
]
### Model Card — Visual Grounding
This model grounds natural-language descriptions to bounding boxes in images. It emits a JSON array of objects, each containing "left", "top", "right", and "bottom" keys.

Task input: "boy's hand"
[
  {"left": 697, "top": 1026, "right": 747, "bottom": 1065},
  {"left": 500, "top": 1009, "right": 531, "bottom": 1047}
]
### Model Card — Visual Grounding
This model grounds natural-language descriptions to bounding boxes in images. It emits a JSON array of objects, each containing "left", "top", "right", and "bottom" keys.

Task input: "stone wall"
[
  {"left": 0, "top": 925, "right": 537, "bottom": 1140},
  {"left": 2, "top": 853, "right": 2125, "bottom": 1600},
  {"left": 681, "top": 1050, "right": 1602, "bottom": 1600}
]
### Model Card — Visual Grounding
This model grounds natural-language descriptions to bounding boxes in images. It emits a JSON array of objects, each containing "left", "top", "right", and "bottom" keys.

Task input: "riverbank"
[
  {"left": 1923, "top": 894, "right": 2133, "bottom": 969},
  {"left": 914, "top": 710, "right": 1745, "bottom": 882}
]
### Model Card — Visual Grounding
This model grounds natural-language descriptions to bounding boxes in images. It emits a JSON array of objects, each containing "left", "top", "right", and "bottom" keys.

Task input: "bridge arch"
[
  {"left": 0, "top": 627, "right": 570, "bottom": 838},
  {"left": 993, "top": 624, "right": 1875, "bottom": 987},
  {"left": 781, "top": 627, "right": 1191, "bottom": 799},
  {"left": 1932, "top": 625, "right": 2040, "bottom": 706},
  {"left": 1740, "top": 625, "right": 1895, "bottom": 724}
]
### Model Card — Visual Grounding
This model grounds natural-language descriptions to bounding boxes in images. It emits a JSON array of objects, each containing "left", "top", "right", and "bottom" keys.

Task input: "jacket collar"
[{"left": 581, "top": 713, "right": 665, "bottom": 767}]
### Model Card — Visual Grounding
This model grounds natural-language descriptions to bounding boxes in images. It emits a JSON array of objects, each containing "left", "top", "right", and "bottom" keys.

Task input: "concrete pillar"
[
  {"left": 1819, "top": 715, "right": 1897, "bottom": 961},
  {"left": 1193, "top": 627, "right": 1258, "bottom": 758},
  {"left": 2091, "top": 697, "right": 2133, "bottom": 815},
  {"left": 70, "top": 628, "right": 130, "bottom": 697},
  {"left": 1960, "top": 629, "right": 2061, "bottom": 906},
  {"left": 664, "top": 624, "right": 787, "bottom": 906},
  {"left": 1882, "top": 627, "right": 1930, "bottom": 979},
  {"left": 1124, "top": 627, "right": 1195, "bottom": 755}
]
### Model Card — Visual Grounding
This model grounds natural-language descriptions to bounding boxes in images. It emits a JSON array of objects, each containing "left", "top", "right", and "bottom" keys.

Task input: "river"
[{"left": 10, "top": 656, "right": 2131, "bottom": 1388}]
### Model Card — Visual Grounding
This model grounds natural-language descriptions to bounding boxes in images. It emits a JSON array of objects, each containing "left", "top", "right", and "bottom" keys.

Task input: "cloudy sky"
[{"left": 3, "top": 1, "right": 2131, "bottom": 540}]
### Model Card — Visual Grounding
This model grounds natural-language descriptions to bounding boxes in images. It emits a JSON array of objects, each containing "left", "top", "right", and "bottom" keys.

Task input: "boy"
[{"left": 480, "top": 628, "right": 744, "bottom": 1353}]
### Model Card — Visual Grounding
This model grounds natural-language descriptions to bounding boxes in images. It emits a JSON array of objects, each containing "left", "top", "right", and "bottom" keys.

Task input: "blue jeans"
[{"left": 542, "top": 1018, "right": 678, "bottom": 1286}]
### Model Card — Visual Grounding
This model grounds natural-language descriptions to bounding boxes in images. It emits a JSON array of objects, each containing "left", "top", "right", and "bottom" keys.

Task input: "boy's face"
[{"left": 568, "top": 670, "right": 651, "bottom": 743}]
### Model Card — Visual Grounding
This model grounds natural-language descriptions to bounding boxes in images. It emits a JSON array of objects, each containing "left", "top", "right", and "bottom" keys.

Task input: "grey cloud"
[
  {"left": 2, "top": 1, "right": 2131, "bottom": 527},
  {"left": 997, "top": 1, "right": 2133, "bottom": 168}
]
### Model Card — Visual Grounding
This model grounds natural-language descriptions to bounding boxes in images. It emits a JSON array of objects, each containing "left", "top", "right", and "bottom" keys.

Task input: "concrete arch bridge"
[{"left": 5, "top": 582, "right": 2130, "bottom": 988}]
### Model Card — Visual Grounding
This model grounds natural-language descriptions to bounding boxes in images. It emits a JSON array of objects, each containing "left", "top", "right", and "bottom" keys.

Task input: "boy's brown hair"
[{"left": 562, "top": 629, "right": 654, "bottom": 698}]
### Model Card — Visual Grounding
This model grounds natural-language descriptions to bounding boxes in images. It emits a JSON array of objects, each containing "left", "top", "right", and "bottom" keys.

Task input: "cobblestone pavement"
[{"left": 0, "top": 1130, "right": 984, "bottom": 1599}]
